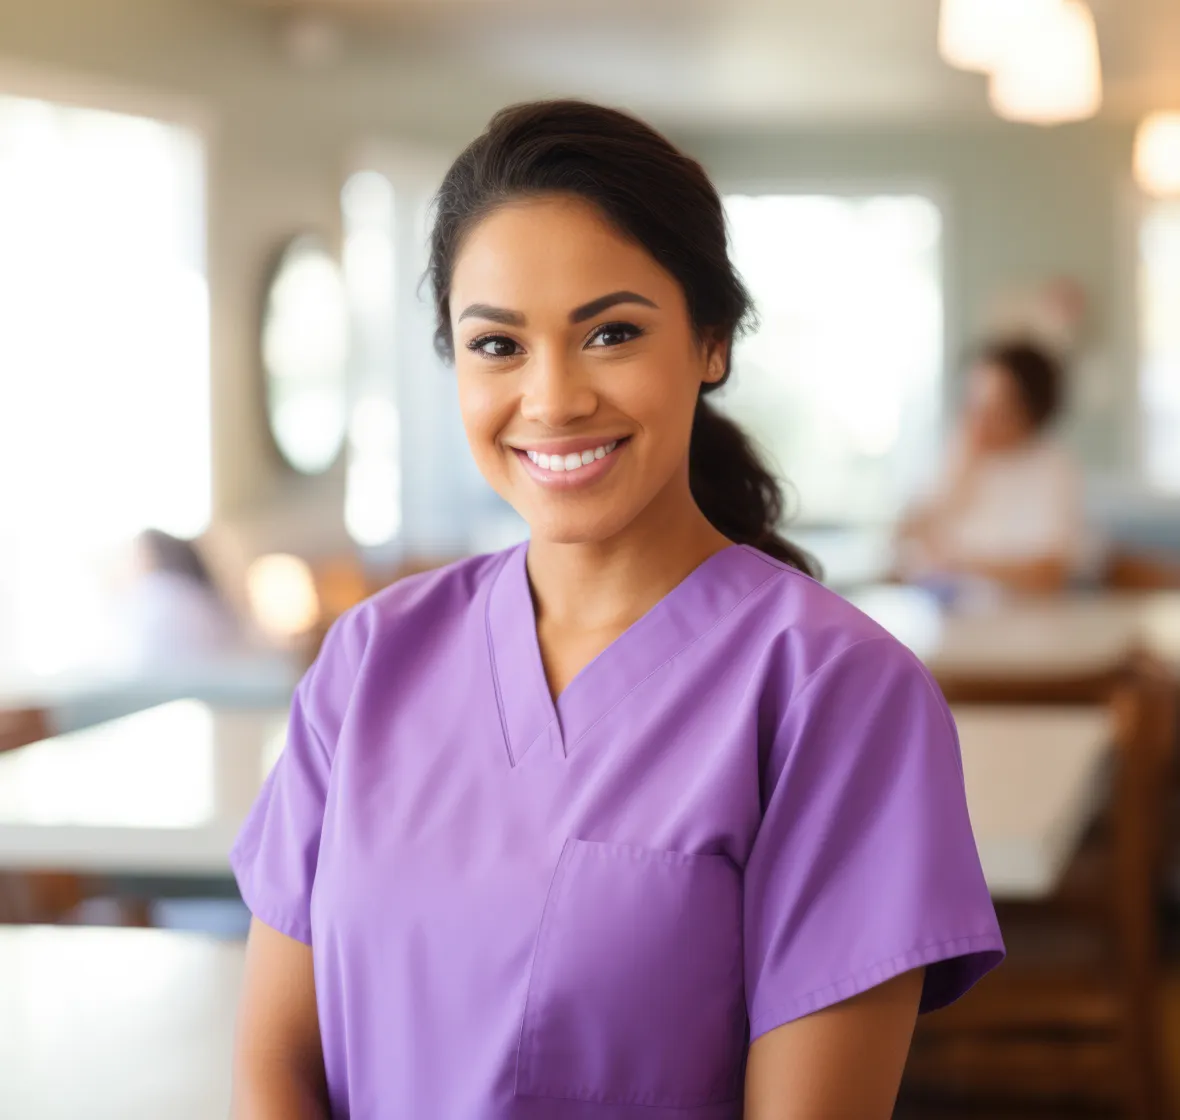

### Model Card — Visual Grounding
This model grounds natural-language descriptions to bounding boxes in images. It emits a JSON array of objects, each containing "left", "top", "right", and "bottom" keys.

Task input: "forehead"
[{"left": 450, "top": 195, "right": 677, "bottom": 311}]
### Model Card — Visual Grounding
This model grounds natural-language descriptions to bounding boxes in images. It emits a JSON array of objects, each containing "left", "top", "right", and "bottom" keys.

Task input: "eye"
[
  {"left": 586, "top": 321, "right": 644, "bottom": 349},
  {"left": 466, "top": 334, "right": 521, "bottom": 359}
]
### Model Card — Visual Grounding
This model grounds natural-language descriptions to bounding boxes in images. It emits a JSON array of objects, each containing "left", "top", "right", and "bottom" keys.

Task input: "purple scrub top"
[{"left": 232, "top": 543, "right": 1004, "bottom": 1118}]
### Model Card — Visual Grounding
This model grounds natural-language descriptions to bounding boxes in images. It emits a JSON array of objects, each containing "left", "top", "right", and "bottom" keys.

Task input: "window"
[
  {"left": 341, "top": 152, "right": 521, "bottom": 559},
  {"left": 0, "top": 93, "right": 208, "bottom": 676},
  {"left": 720, "top": 194, "right": 944, "bottom": 525},
  {"left": 1139, "top": 200, "right": 1180, "bottom": 492}
]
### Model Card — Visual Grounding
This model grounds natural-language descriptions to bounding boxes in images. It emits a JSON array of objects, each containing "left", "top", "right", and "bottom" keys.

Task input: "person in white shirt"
[
  {"left": 115, "top": 529, "right": 247, "bottom": 670},
  {"left": 895, "top": 340, "right": 1093, "bottom": 595}
]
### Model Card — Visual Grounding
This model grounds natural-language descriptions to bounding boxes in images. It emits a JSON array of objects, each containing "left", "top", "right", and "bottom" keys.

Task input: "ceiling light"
[
  {"left": 1135, "top": 112, "right": 1180, "bottom": 197},
  {"left": 938, "top": 0, "right": 1058, "bottom": 73},
  {"left": 988, "top": 0, "right": 1102, "bottom": 125}
]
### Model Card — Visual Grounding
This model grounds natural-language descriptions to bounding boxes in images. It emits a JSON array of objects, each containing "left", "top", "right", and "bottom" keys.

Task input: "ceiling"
[{"left": 242, "top": 0, "right": 1180, "bottom": 128}]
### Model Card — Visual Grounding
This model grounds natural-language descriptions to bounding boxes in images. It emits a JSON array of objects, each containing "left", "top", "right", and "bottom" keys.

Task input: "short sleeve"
[
  {"left": 229, "top": 610, "right": 366, "bottom": 945},
  {"left": 744, "top": 636, "right": 1004, "bottom": 1040}
]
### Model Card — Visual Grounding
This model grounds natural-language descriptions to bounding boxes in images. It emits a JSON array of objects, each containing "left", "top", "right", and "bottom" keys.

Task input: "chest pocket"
[{"left": 515, "top": 839, "right": 746, "bottom": 1109}]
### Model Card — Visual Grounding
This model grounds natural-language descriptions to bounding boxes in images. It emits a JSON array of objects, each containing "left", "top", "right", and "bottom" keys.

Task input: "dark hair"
[
  {"left": 427, "top": 99, "right": 816, "bottom": 576},
  {"left": 136, "top": 529, "right": 216, "bottom": 589},
  {"left": 978, "top": 340, "right": 1065, "bottom": 431}
]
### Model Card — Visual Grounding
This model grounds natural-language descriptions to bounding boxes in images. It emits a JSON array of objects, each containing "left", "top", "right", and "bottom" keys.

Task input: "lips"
[{"left": 511, "top": 437, "right": 630, "bottom": 488}]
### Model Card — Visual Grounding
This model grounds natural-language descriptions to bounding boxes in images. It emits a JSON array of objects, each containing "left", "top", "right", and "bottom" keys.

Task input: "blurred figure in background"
[
  {"left": 114, "top": 529, "right": 248, "bottom": 671},
  {"left": 894, "top": 340, "right": 1095, "bottom": 597}
]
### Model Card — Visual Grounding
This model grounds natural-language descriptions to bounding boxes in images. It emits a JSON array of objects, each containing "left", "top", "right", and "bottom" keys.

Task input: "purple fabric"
[{"left": 231, "top": 543, "right": 1004, "bottom": 1118}]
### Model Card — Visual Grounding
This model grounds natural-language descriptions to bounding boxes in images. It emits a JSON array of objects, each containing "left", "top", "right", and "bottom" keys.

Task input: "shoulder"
[
  {"left": 740, "top": 552, "right": 956, "bottom": 776},
  {"left": 328, "top": 549, "right": 510, "bottom": 657},
  {"left": 290, "top": 550, "right": 512, "bottom": 750},
  {"left": 736, "top": 547, "right": 948, "bottom": 745},
  {"left": 303, "top": 550, "right": 509, "bottom": 691},
  {"left": 738, "top": 545, "right": 925, "bottom": 688}
]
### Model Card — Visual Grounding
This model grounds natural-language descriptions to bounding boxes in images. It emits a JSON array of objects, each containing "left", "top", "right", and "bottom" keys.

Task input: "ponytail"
[{"left": 689, "top": 398, "right": 818, "bottom": 576}]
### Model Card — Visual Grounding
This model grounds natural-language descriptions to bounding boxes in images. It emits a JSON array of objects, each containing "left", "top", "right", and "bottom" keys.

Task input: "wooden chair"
[
  {"left": 904, "top": 660, "right": 1175, "bottom": 1118},
  {"left": 0, "top": 707, "right": 92, "bottom": 925},
  {"left": 0, "top": 706, "right": 50, "bottom": 754},
  {"left": 1104, "top": 549, "right": 1180, "bottom": 592}
]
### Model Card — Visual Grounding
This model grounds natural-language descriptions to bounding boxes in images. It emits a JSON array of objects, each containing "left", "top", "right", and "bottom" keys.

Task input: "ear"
[{"left": 701, "top": 334, "right": 728, "bottom": 386}]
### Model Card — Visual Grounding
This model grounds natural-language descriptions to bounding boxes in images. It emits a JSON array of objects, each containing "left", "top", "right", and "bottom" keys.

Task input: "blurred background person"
[
  {"left": 893, "top": 340, "right": 1097, "bottom": 597},
  {"left": 109, "top": 528, "right": 253, "bottom": 673}
]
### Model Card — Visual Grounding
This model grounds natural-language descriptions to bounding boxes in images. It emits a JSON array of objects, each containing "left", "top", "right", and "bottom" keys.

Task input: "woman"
[
  {"left": 894, "top": 341, "right": 1090, "bottom": 596},
  {"left": 231, "top": 101, "right": 1002, "bottom": 1119},
  {"left": 114, "top": 529, "right": 247, "bottom": 670}
]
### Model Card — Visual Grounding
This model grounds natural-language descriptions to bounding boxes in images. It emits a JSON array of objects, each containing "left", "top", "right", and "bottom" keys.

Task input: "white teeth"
[{"left": 526, "top": 440, "right": 623, "bottom": 473}]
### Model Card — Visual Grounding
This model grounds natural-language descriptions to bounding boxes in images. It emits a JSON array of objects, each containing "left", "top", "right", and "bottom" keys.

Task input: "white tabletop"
[
  {"left": 0, "top": 695, "right": 1111, "bottom": 901},
  {"left": 953, "top": 704, "right": 1112, "bottom": 899},
  {"left": 1137, "top": 591, "right": 1180, "bottom": 672},
  {"left": 0, "top": 701, "right": 288, "bottom": 875},
  {"left": 0, "top": 925, "right": 241, "bottom": 1120},
  {"left": 850, "top": 586, "right": 1180, "bottom": 682}
]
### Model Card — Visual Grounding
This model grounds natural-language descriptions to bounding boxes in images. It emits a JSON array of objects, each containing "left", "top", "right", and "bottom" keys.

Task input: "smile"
[
  {"left": 511, "top": 437, "right": 629, "bottom": 489},
  {"left": 524, "top": 440, "right": 620, "bottom": 474}
]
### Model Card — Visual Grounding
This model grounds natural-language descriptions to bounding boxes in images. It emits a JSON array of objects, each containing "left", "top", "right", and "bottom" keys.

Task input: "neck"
[{"left": 525, "top": 478, "right": 731, "bottom": 634}]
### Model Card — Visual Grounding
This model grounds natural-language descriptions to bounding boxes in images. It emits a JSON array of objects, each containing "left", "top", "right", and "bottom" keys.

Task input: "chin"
[{"left": 522, "top": 503, "right": 637, "bottom": 548}]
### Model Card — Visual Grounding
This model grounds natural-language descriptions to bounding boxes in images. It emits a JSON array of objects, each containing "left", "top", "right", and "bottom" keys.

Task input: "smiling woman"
[{"left": 230, "top": 100, "right": 1003, "bottom": 1120}]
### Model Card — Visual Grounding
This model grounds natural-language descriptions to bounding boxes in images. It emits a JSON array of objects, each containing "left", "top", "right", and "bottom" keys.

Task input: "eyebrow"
[
  {"left": 569, "top": 290, "right": 659, "bottom": 323},
  {"left": 455, "top": 290, "right": 659, "bottom": 327}
]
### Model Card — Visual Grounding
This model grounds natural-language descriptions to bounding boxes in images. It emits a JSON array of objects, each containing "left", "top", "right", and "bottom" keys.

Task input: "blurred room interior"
[{"left": 1, "top": 0, "right": 1180, "bottom": 1115}]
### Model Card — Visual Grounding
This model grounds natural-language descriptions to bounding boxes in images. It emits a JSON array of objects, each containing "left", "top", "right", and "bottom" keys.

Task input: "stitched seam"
[
  {"left": 515, "top": 837, "right": 578, "bottom": 1095},
  {"left": 749, "top": 931, "right": 1004, "bottom": 1037},
  {"left": 485, "top": 549, "right": 518, "bottom": 766}
]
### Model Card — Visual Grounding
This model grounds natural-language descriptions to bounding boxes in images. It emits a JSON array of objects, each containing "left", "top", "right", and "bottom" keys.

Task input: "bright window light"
[
  {"left": 1140, "top": 201, "right": 1180, "bottom": 492},
  {"left": 0, "top": 94, "right": 209, "bottom": 676},
  {"left": 342, "top": 169, "right": 402, "bottom": 548},
  {"left": 722, "top": 194, "right": 944, "bottom": 525}
]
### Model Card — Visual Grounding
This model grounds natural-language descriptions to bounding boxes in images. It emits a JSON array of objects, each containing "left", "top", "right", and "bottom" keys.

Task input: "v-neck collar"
[{"left": 484, "top": 541, "right": 781, "bottom": 767}]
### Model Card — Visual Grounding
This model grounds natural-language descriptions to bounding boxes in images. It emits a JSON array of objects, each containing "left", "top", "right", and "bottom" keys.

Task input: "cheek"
[
  {"left": 456, "top": 372, "right": 512, "bottom": 457},
  {"left": 624, "top": 354, "right": 702, "bottom": 444}
]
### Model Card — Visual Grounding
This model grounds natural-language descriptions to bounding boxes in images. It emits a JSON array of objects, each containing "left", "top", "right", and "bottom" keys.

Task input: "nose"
[{"left": 518, "top": 345, "right": 597, "bottom": 428}]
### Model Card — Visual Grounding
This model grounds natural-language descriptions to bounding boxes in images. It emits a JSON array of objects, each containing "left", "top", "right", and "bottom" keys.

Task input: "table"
[
  {"left": 0, "top": 925, "right": 242, "bottom": 1120},
  {"left": 0, "top": 701, "right": 289, "bottom": 875},
  {"left": 0, "top": 707, "right": 1114, "bottom": 1117},
  {"left": 953, "top": 705, "right": 1112, "bottom": 899},
  {"left": 0, "top": 692, "right": 1109, "bottom": 904},
  {"left": 0, "top": 652, "right": 299, "bottom": 735},
  {"left": 849, "top": 586, "right": 1180, "bottom": 688}
]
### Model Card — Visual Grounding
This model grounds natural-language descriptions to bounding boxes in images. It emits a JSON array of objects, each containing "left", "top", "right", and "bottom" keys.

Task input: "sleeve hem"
[
  {"left": 231, "top": 850, "right": 313, "bottom": 946},
  {"left": 747, "top": 932, "right": 1005, "bottom": 1043}
]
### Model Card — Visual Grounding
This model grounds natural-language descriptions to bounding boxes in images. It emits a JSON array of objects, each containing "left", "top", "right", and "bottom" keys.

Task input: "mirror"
[{"left": 261, "top": 233, "right": 350, "bottom": 475}]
